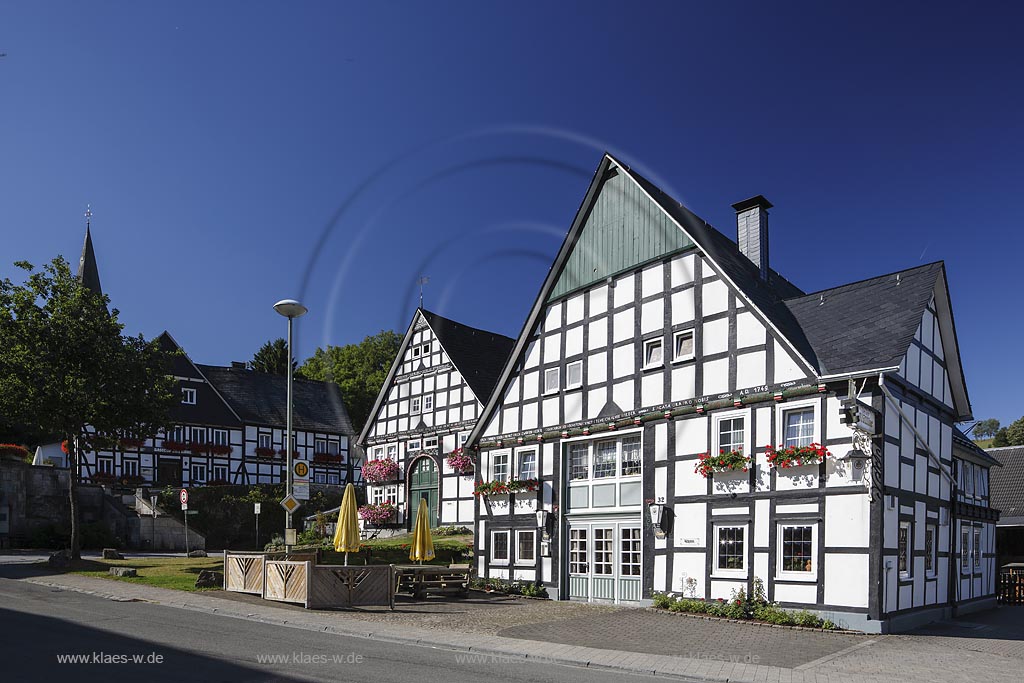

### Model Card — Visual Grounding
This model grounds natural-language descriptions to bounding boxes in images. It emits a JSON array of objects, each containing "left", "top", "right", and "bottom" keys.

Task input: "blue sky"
[{"left": 1, "top": 2, "right": 1021, "bottom": 427}]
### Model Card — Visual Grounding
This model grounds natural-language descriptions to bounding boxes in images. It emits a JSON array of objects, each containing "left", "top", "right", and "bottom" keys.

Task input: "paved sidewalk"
[{"left": 9, "top": 566, "right": 1024, "bottom": 683}]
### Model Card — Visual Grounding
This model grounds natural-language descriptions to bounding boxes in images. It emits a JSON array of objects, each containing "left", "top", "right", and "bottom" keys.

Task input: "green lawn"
[
  {"left": 67, "top": 556, "right": 223, "bottom": 591},
  {"left": 974, "top": 438, "right": 994, "bottom": 449}
]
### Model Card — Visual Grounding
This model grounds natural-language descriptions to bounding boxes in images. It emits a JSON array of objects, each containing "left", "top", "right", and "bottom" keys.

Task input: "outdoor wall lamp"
[
  {"left": 648, "top": 502, "right": 667, "bottom": 539},
  {"left": 536, "top": 509, "right": 550, "bottom": 539}
]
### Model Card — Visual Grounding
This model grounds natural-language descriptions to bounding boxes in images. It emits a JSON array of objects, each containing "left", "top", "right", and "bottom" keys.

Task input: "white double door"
[{"left": 566, "top": 517, "right": 642, "bottom": 603}]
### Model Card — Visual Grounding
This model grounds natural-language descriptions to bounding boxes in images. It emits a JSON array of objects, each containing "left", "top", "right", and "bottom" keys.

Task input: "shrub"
[
  {"left": 792, "top": 610, "right": 823, "bottom": 628},
  {"left": 80, "top": 522, "right": 121, "bottom": 549},
  {"left": 434, "top": 525, "right": 471, "bottom": 537},
  {"left": 520, "top": 582, "right": 548, "bottom": 598},
  {"left": 652, "top": 592, "right": 675, "bottom": 609}
]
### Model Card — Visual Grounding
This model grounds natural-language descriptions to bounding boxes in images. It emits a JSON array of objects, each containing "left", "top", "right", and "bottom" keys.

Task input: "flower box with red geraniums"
[
  {"left": 91, "top": 472, "right": 117, "bottom": 485},
  {"left": 473, "top": 478, "right": 540, "bottom": 497},
  {"left": 206, "top": 478, "right": 231, "bottom": 486},
  {"left": 188, "top": 442, "right": 209, "bottom": 455},
  {"left": 694, "top": 450, "right": 750, "bottom": 478},
  {"left": 358, "top": 502, "right": 397, "bottom": 526},
  {"left": 118, "top": 475, "right": 145, "bottom": 487},
  {"left": 363, "top": 458, "right": 401, "bottom": 483},
  {"left": 765, "top": 443, "right": 831, "bottom": 469},
  {"left": 254, "top": 446, "right": 277, "bottom": 459},
  {"left": 313, "top": 453, "right": 342, "bottom": 464},
  {"left": 446, "top": 448, "right": 474, "bottom": 474},
  {"left": 0, "top": 443, "right": 30, "bottom": 461},
  {"left": 163, "top": 440, "right": 190, "bottom": 452},
  {"left": 208, "top": 444, "right": 232, "bottom": 456}
]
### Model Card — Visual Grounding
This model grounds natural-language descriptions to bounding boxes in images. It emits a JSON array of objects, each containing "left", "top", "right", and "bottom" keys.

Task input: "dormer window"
[{"left": 181, "top": 388, "right": 197, "bottom": 405}]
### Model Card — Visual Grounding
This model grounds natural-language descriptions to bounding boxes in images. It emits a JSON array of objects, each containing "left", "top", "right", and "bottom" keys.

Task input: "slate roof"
[
  {"left": 989, "top": 446, "right": 1024, "bottom": 523},
  {"left": 77, "top": 226, "right": 102, "bottom": 295},
  {"left": 197, "top": 364, "right": 355, "bottom": 435},
  {"left": 420, "top": 309, "right": 516, "bottom": 402},
  {"left": 783, "top": 263, "right": 944, "bottom": 376}
]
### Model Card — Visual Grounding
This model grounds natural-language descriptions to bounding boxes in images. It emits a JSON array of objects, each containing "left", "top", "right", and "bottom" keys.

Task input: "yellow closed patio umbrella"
[
  {"left": 409, "top": 498, "right": 435, "bottom": 564},
  {"left": 333, "top": 483, "right": 361, "bottom": 565}
]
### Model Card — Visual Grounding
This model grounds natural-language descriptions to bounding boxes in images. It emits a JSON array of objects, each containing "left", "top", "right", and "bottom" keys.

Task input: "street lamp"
[{"left": 274, "top": 298, "right": 307, "bottom": 550}]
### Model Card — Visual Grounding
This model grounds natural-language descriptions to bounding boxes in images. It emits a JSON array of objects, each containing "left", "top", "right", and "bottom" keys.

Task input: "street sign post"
[
  {"left": 180, "top": 489, "right": 190, "bottom": 556},
  {"left": 254, "top": 502, "right": 261, "bottom": 546}
]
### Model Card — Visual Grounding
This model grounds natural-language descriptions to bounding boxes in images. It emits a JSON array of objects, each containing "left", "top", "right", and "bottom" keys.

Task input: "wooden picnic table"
[{"left": 393, "top": 564, "right": 471, "bottom": 599}]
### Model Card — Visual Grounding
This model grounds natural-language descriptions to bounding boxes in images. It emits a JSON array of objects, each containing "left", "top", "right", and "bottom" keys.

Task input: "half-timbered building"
[
  {"left": 76, "top": 332, "right": 357, "bottom": 488},
  {"left": 359, "top": 309, "right": 514, "bottom": 530},
  {"left": 467, "top": 153, "right": 992, "bottom": 632}
]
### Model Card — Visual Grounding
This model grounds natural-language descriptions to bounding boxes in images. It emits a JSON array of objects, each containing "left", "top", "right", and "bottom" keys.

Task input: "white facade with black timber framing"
[
  {"left": 76, "top": 332, "right": 357, "bottom": 490},
  {"left": 466, "top": 153, "right": 992, "bottom": 633},
  {"left": 359, "top": 308, "right": 514, "bottom": 530}
]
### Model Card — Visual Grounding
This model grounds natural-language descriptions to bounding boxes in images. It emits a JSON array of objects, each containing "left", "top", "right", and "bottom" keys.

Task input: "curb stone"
[{"left": 21, "top": 574, "right": 890, "bottom": 683}]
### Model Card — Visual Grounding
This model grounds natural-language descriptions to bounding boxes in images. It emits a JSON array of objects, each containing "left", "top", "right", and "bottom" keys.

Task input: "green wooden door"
[{"left": 409, "top": 457, "right": 439, "bottom": 529}]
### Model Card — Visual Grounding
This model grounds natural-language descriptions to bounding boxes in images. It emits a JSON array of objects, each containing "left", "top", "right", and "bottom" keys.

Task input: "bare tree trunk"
[{"left": 68, "top": 436, "right": 81, "bottom": 560}]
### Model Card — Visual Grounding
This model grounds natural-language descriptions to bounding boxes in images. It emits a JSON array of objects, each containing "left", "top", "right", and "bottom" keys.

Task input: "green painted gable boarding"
[{"left": 548, "top": 168, "right": 693, "bottom": 301}]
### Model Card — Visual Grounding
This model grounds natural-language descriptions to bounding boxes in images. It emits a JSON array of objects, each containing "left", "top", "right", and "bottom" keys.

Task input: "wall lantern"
[
  {"left": 536, "top": 509, "right": 550, "bottom": 539},
  {"left": 648, "top": 502, "right": 667, "bottom": 539}
]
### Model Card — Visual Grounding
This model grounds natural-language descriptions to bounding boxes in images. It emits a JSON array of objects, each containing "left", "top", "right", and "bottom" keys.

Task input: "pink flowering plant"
[
  {"left": 358, "top": 502, "right": 397, "bottom": 525},
  {"left": 446, "top": 448, "right": 474, "bottom": 474},
  {"left": 473, "top": 478, "right": 540, "bottom": 497},
  {"left": 694, "top": 449, "right": 749, "bottom": 478},
  {"left": 362, "top": 458, "right": 400, "bottom": 483}
]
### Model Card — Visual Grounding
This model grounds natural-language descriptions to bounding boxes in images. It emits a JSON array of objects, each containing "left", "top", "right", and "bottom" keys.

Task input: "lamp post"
[{"left": 274, "top": 298, "right": 307, "bottom": 550}]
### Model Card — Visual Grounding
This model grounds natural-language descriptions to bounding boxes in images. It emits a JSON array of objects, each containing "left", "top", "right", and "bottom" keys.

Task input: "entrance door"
[
  {"left": 408, "top": 457, "right": 438, "bottom": 529},
  {"left": 567, "top": 521, "right": 642, "bottom": 603},
  {"left": 157, "top": 458, "right": 182, "bottom": 487}
]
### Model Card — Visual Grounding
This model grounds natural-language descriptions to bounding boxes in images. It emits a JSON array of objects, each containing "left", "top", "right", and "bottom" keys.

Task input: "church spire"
[{"left": 78, "top": 205, "right": 102, "bottom": 295}]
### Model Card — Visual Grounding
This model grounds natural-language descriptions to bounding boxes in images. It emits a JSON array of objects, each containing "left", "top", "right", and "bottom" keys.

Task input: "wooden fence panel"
[{"left": 264, "top": 560, "right": 311, "bottom": 607}]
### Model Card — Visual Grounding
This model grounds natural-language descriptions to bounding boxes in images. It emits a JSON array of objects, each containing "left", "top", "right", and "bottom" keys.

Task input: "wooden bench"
[{"left": 395, "top": 564, "right": 471, "bottom": 599}]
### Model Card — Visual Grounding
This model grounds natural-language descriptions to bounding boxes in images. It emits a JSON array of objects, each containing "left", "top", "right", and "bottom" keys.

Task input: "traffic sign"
[
  {"left": 181, "top": 501, "right": 188, "bottom": 511},
  {"left": 280, "top": 495, "right": 300, "bottom": 513},
  {"left": 293, "top": 459, "right": 310, "bottom": 501},
  {"left": 254, "top": 502, "right": 261, "bottom": 515},
  {"left": 179, "top": 489, "right": 189, "bottom": 505}
]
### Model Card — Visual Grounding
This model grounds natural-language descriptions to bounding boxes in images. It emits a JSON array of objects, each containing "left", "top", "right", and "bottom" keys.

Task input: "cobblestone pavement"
[
  {"left": 216, "top": 588, "right": 625, "bottom": 634},
  {"left": 9, "top": 563, "right": 1024, "bottom": 683},
  {"left": 498, "top": 608, "right": 865, "bottom": 668}
]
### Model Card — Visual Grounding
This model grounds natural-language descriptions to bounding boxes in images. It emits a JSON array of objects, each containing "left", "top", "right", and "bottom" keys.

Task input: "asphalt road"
[{"left": 0, "top": 574, "right": 670, "bottom": 683}]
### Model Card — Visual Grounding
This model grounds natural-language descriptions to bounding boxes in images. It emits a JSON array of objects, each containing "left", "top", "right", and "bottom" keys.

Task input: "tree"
[
  {"left": 0, "top": 258, "right": 178, "bottom": 559},
  {"left": 251, "top": 338, "right": 296, "bottom": 376},
  {"left": 300, "top": 330, "right": 402, "bottom": 433},
  {"left": 973, "top": 418, "right": 1001, "bottom": 441},
  {"left": 992, "top": 428, "right": 1010, "bottom": 448},
  {"left": 1006, "top": 416, "right": 1024, "bottom": 447}
]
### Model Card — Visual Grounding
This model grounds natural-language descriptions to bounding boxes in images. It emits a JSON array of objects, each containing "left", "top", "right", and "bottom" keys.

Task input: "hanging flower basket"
[
  {"left": 446, "top": 448, "right": 474, "bottom": 474},
  {"left": 473, "top": 478, "right": 540, "bottom": 497},
  {"left": 694, "top": 450, "right": 749, "bottom": 478},
  {"left": 765, "top": 443, "right": 831, "bottom": 469},
  {"left": 363, "top": 458, "right": 401, "bottom": 483},
  {"left": 358, "top": 502, "right": 397, "bottom": 526}
]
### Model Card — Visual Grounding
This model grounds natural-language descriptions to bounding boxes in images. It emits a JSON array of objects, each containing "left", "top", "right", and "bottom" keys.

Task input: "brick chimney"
[{"left": 732, "top": 195, "right": 772, "bottom": 280}]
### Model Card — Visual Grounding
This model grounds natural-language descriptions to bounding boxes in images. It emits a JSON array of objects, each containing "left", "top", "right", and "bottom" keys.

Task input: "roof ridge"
[{"left": 785, "top": 261, "right": 944, "bottom": 300}]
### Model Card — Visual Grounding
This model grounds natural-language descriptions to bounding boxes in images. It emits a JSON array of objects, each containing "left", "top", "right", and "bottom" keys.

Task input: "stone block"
[
  {"left": 109, "top": 567, "right": 137, "bottom": 577},
  {"left": 102, "top": 548, "right": 123, "bottom": 560},
  {"left": 195, "top": 570, "right": 223, "bottom": 589}
]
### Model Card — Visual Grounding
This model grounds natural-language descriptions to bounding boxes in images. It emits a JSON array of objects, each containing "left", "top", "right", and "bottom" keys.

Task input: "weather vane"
[{"left": 417, "top": 276, "right": 430, "bottom": 308}]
